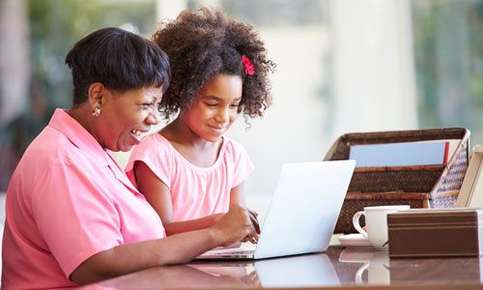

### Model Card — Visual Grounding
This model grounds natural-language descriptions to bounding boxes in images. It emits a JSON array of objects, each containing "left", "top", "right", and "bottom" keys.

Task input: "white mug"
[{"left": 352, "top": 205, "right": 410, "bottom": 248}]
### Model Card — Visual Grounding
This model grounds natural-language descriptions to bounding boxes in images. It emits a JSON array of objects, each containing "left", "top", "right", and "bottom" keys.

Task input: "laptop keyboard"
[{"left": 222, "top": 250, "right": 255, "bottom": 255}]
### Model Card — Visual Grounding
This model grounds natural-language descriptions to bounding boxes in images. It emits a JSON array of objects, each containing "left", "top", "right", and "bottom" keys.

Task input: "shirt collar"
[
  {"left": 48, "top": 109, "right": 142, "bottom": 195},
  {"left": 48, "top": 108, "right": 110, "bottom": 166}
]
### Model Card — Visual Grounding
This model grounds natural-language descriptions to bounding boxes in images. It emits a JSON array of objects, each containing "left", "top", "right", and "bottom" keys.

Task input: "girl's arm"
[
  {"left": 230, "top": 183, "right": 261, "bottom": 237},
  {"left": 229, "top": 183, "right": 247, "bottom": 206},
  {"left": 134, "top": 161, "right": 223, "bottom": 235},
  {"left": 70, "top": 204, "right": 254, "bottom": 285}
]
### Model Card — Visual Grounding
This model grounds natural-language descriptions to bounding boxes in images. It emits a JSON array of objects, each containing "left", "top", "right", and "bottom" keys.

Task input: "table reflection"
[
  {"left": 335, "top": 247, "right": 483, "bottom": 285},
  {"left": 85, "top": 263, "right": 255, "bottom": 290},
  {"left": 250, "top": 253, "right": 339, "bottom": 287},
  {"left": 80, "top": 247, "right": 483, "bottom": 289},
  {"left": 80, "top": 253, "right": 337, "bottom": 290},
  {"left": 337, "top": 248, "right": 390, "bottom": 284}
]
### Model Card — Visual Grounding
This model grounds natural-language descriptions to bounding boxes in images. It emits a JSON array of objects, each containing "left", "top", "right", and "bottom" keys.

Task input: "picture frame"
[{"left": 456, "top": 145, "right": 483, "bottom": 207}]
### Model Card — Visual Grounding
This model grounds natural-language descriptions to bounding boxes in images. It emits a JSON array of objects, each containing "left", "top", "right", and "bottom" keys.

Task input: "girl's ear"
[{"left": 87, "top": 82, "right": 106, "bottom": 109}]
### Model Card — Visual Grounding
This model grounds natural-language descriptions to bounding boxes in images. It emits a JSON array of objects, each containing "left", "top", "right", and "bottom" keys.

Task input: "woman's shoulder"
[{"left": 19, "top": 126, "right": 91, "bottom": 174}]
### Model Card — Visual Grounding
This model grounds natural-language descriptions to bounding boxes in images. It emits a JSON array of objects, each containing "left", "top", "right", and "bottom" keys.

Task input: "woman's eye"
[{"left": 141, "top": 103, "right": 153, "bottom": 110}]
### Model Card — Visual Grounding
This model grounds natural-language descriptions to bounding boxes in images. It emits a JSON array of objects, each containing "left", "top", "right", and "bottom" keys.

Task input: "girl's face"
[
  {"left": 96, "top": 86, "right": 163, "bottom": 152},
  {"left": 181, "top": 74, "right": 242, "bottom": 142}
]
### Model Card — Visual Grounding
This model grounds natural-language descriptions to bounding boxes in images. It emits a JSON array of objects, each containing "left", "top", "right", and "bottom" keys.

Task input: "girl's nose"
[{"left": 215, "top": 108, "right": 230, "bottom": 124}]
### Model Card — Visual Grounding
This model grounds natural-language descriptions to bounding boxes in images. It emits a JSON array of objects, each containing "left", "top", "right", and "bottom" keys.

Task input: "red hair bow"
[{"left": 241, "top": 55, "right": 255, "bottom": 76}]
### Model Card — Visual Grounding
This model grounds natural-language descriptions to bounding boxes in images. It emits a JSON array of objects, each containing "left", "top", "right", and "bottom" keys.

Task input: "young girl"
[{"left": 126, "top": 8, "right": 275, "bottom": 237}]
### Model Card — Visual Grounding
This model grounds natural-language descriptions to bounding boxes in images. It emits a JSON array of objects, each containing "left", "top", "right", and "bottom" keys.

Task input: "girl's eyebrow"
[
  {"left": 202, "top": 95, "right": 221, "bottom": 101},
  {"left": 202, "top": 95, "right": 242, "bottom": 103}
]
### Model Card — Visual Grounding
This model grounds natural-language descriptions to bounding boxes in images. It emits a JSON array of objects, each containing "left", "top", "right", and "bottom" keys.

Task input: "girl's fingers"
[{"left": 248, "top": 210, "right": 261, "bottom": 234}]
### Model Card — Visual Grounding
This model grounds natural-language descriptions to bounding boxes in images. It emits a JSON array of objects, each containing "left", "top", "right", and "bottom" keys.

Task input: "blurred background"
[{"left": 1, "top": 0, "right": 482, "bottom": 226}]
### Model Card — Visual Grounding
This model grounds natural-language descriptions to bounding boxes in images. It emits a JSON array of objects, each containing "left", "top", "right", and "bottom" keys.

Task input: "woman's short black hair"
[
  {"left": 153, "top": 8, "right": 275, "bottom": 119},
  {"left": 65, "top": 27, "right": 170, "bottom": 106}
]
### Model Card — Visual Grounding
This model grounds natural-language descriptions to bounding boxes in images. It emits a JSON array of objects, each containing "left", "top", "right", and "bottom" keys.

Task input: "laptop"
[{"left": 197, "top": 160, "right": 355, "bottom": 260}]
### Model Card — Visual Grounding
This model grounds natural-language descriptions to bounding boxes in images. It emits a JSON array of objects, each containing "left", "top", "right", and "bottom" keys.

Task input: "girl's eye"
[
  {"left": 230, "top": 103, "right": 240, "bottom": 108},
  {"left": 205, "top": 102, "right": 218, "bottom": 107}
]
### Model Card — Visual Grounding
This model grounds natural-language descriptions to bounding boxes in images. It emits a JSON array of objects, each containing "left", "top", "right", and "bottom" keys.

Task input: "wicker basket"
[{"left": 324, "top": 128, "right": 470, "bottom": 233}]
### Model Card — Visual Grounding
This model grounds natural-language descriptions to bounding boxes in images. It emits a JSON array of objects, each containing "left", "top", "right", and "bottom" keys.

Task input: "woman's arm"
[
  {"left": 162, "top": 214, "right": 224, "bottom": 235},
  {"left": 134, "top": 161, "right": 223, "bottom": 235},
  {"left": 70, "top": 204, "right": 254, "bottom": 285}
]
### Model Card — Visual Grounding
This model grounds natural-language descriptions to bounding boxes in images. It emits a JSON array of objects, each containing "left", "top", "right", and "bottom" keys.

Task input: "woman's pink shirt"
[
  {"left": 1, "top": 109, "right": 166, "bottom": 289},
  {"left": 126, "top": 134, "right": 254, "bottom": 221}
]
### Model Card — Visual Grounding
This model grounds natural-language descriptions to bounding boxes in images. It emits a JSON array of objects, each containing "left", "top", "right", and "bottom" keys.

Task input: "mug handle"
[
  {"left": 352, "top": 211, "right": 368, "bottom": 239},
  {"left": 355, "top": 263, "right": 369, "bottom": 284}
]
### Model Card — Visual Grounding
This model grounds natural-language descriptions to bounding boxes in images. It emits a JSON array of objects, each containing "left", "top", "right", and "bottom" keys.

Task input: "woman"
[{"left": 1, "top": 27, "right": 257, "bottom": 289}]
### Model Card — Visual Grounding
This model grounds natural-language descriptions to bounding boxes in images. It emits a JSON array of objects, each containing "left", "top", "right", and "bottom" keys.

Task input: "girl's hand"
[
  {"left": 248, "top": 209, "right": 261, "bottom": 234},
  {"left": 241, "top": 209, "right": 260, "bottom": 244},
  {"left": 211, "top": 213, "right": 225, "bottom": 223},
  {"left": 211, "top": 205, "right": 257, "bottom": 247}
]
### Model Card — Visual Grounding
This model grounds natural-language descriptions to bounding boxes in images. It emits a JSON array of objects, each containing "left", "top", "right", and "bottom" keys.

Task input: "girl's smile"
[{"left": 179, "top": 74, "right": 242, "bottom": 142}]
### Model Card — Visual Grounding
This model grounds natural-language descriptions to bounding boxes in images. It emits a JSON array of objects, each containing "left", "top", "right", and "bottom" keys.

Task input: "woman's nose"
[{"left": 146, "top": 111, "right": 161, "bottom": 125}]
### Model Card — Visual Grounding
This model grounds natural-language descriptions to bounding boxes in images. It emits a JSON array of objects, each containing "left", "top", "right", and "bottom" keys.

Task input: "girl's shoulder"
[
  {"left": 221, "top": 136, "right": 250, "bottom": 159},
  {"left": 126, "top": 133, "right": 176, "bottom": 169},
  {"left": 133, "top": 133, "right": 173, "bottom": 153}
]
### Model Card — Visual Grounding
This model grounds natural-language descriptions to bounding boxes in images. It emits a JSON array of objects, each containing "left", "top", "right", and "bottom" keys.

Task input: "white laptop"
[{"left": 197, "top": 160, "right": 355, "bottom": 260}]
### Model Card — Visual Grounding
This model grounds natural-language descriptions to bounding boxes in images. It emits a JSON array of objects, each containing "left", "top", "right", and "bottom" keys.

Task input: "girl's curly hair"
[{"left": 153, "top": 7, "right": 276, "bottom": 120}]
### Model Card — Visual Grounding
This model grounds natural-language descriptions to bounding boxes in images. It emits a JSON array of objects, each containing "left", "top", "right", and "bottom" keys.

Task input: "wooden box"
[{"left": 388, "top": 208, "right": 483, "bottom": 258}]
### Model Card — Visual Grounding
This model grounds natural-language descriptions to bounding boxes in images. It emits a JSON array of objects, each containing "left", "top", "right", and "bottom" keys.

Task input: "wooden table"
[{"left": 81, "top": 247, "right": 483, "bottom": 290}]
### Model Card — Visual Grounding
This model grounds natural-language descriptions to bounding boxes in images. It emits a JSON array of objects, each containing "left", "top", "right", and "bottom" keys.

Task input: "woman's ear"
[{"left": 87, "top": 82, "right": 105, "bottom": 110}]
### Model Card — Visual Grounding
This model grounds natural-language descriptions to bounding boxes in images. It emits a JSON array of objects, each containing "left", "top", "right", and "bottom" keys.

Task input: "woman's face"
[
  {"left": 181, "top": 74, "right": 242, "bottom": 142},
  {"left": 96, "top": 86, "right": 163, "bottom": 152}
]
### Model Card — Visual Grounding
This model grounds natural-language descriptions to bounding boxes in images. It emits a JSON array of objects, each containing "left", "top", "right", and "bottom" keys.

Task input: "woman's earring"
[{"left": 92, "top": 106, "right": 101, "bottom": 117}]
